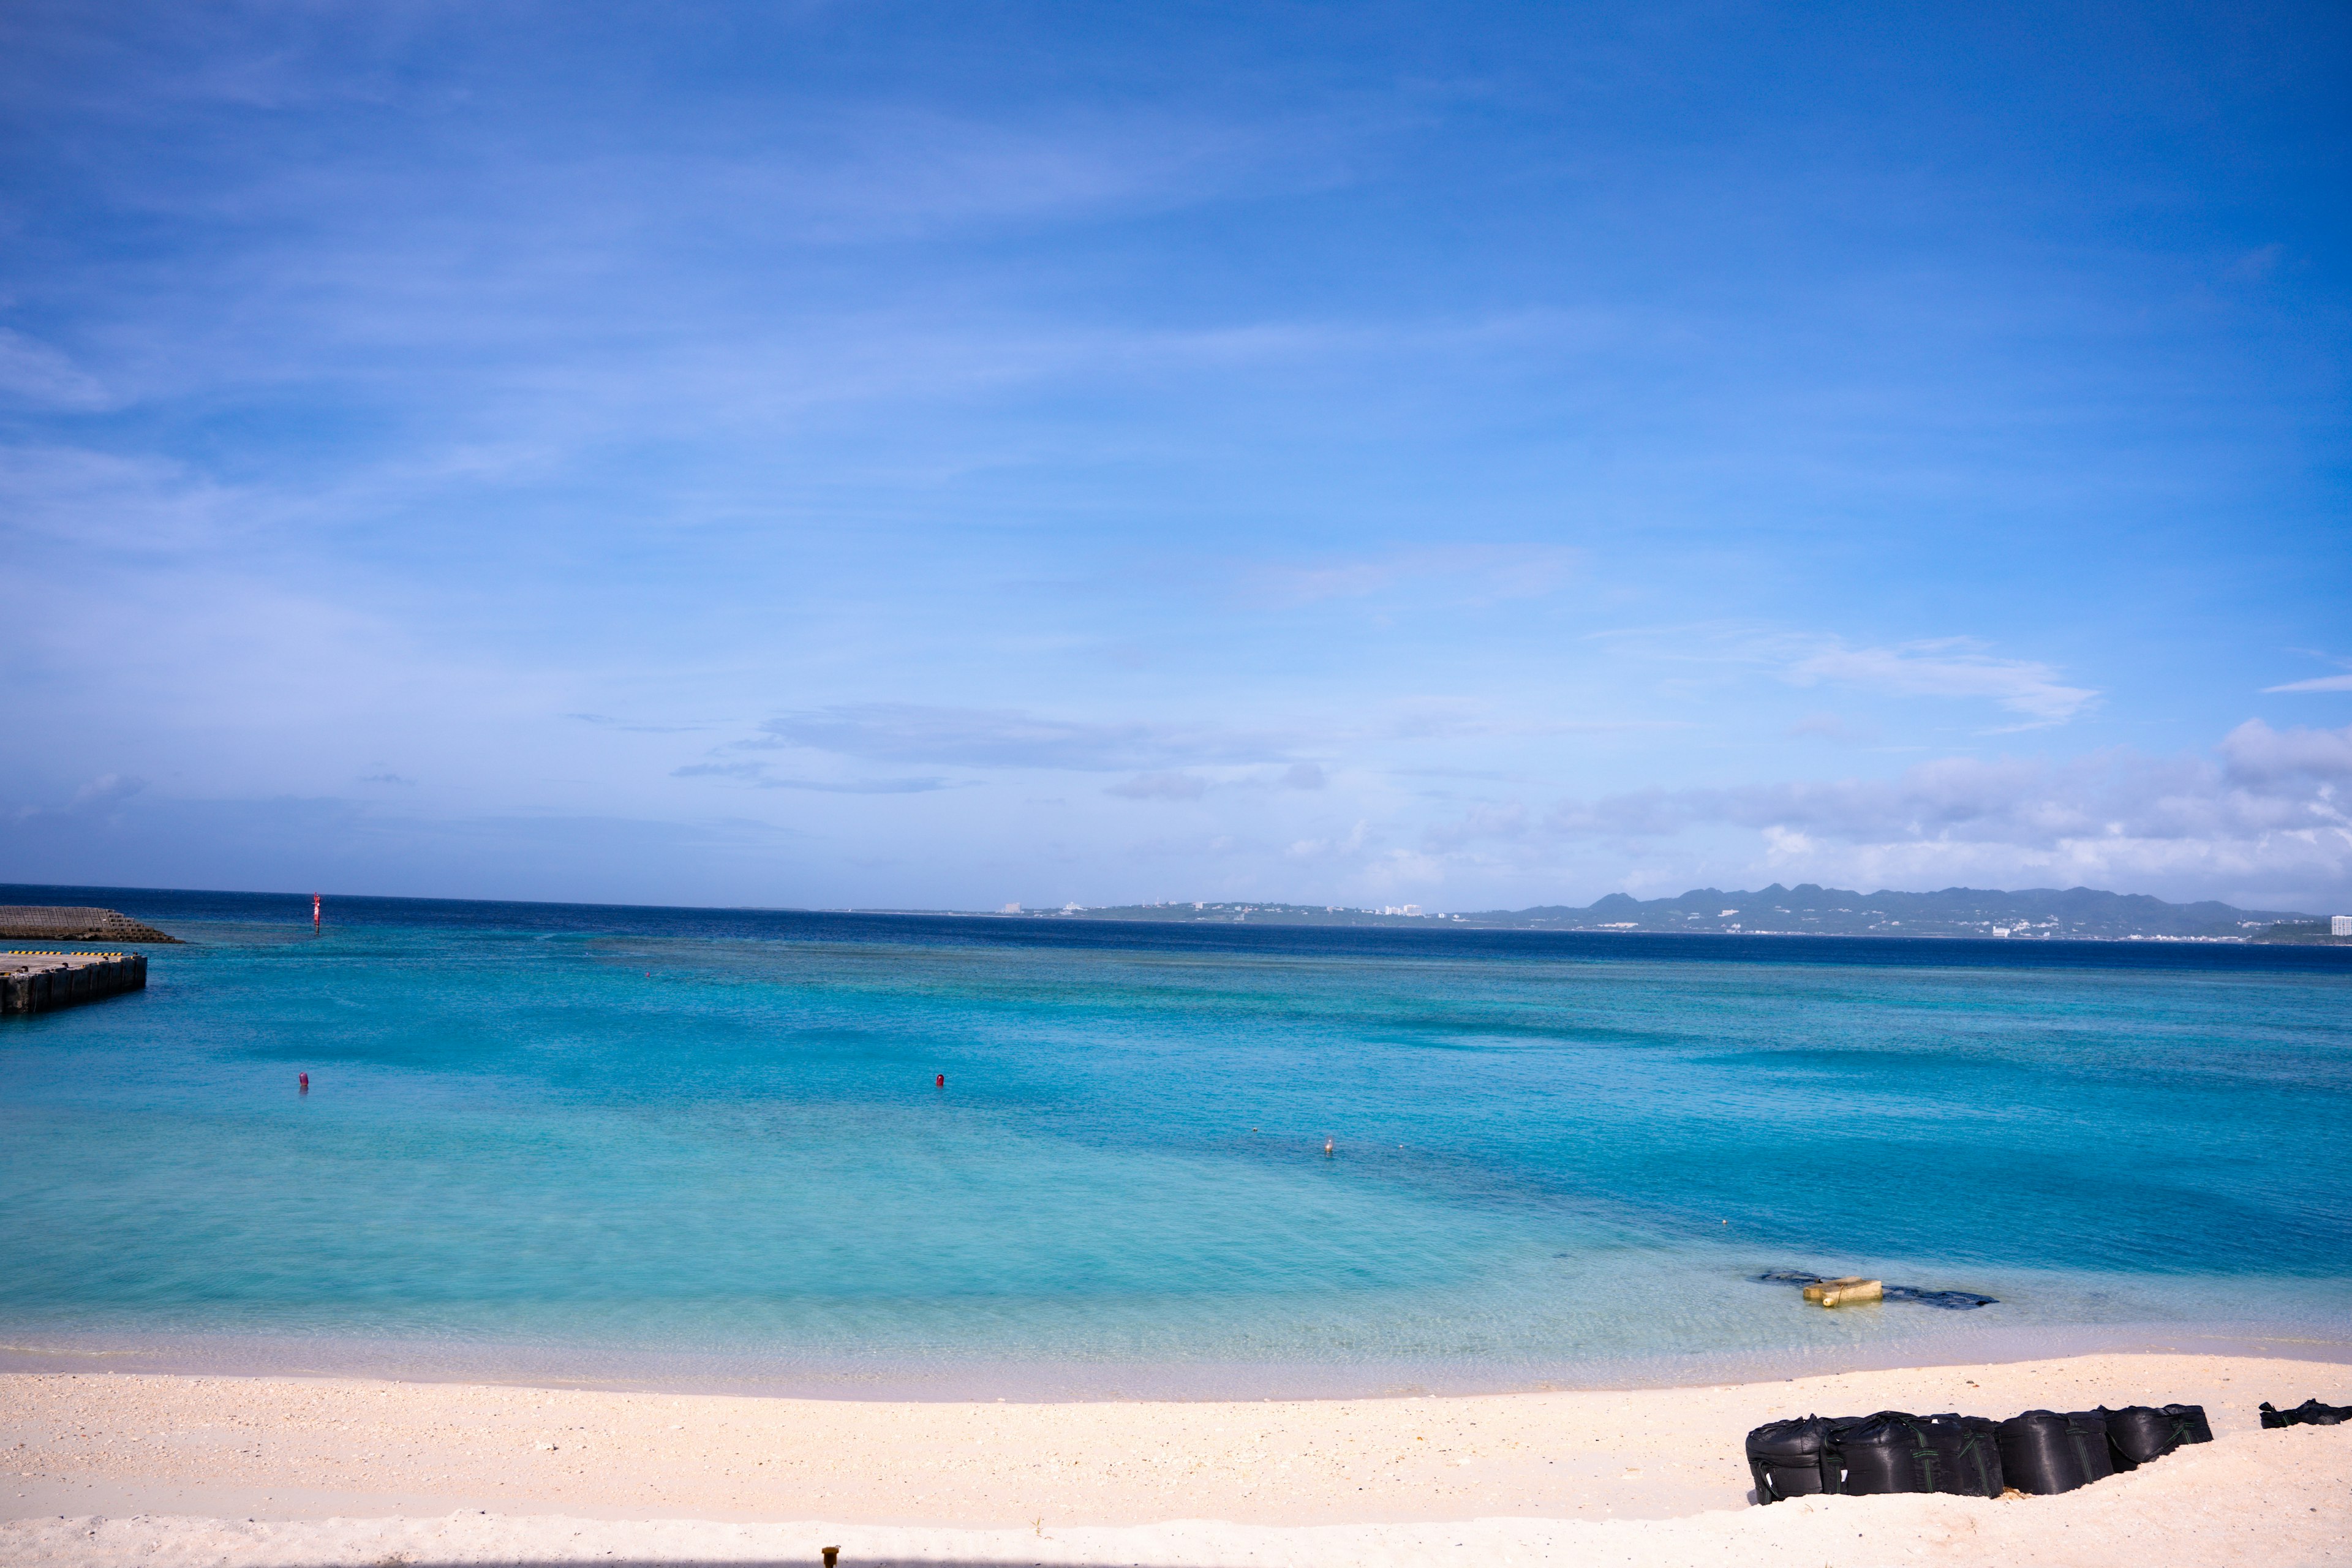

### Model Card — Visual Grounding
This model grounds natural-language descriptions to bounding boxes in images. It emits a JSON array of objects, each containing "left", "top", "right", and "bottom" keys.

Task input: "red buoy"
[
  {"left": 935, "top": 1073, "right": 946, "bottom": 1088},
  {"left": 299, "top": 1072, "right": 309, "bottom": 1092}
]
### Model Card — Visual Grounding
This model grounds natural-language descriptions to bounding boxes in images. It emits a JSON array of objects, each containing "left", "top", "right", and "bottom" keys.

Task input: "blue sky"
[{"left": 3, "top": 1, "right": 2348, "bottom": 913}]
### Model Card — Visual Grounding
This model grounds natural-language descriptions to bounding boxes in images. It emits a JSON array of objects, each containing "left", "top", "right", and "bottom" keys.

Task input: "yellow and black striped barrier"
[{"left": 0, "top": 951, "right": 148, "bottom": 1015}]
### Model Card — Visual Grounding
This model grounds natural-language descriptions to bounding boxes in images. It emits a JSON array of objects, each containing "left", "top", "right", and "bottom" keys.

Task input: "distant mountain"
[{"left": 1054, "top": 885, "right": 2321, "bottom": 941}]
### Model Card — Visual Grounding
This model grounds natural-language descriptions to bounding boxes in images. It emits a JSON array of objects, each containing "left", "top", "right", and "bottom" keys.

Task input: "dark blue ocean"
[{"left": 4, "top": 884, "right": 2348, "bottom": 1396}]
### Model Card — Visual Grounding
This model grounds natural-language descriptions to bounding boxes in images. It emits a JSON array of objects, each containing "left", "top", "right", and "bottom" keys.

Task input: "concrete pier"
[
  {"left": 0, "top": 906, "right": 179, "bottom": 943},
  {"left": 1, "top": 951, "right": 148, "bottom": 1014}
]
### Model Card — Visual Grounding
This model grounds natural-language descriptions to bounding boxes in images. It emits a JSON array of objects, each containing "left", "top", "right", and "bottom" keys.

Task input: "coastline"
[
  {"left": 9, "top": 888, "right": 2350, "bottom": 1563},
  {"left": 4, "top": 1352, "right": 2347, "bottom": 1564},
  {"left": 5, "top": 1317, "right": 2350, "bottom": 1401}
]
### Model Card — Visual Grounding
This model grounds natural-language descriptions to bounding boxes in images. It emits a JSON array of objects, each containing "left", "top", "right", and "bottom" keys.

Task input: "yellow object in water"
[{"left": 1804, "top": 1277, "right": 1883, "bottom": 1307}]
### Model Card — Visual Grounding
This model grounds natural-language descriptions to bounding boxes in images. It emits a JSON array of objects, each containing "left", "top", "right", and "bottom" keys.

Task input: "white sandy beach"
[{"left": 3, "top": 1351, "right": 2347, "bottom": 1564}]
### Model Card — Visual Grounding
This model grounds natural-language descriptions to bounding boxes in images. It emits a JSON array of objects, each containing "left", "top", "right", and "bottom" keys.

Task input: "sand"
[{"left": 2, "top": 1353, "right": 2346, "bottom": 1564}]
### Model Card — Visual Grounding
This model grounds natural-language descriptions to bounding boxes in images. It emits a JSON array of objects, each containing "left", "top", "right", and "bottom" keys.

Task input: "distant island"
[{"left": 999, "top": 884, "right": 2346, "bottom": 943}]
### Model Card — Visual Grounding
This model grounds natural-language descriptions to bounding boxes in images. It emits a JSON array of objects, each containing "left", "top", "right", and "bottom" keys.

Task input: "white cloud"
[
  {"left": 1787, "top": 638, "right": 2098, "bottom": 725},
  {"left": 2217, "top": 718, "right": 2352, "bottom": 783},
  {"left": 2264, "top": 673, "right": 2352, "bottom": 694},
  {"left": 1418, "top": 721, "right": 2352, "bottom": 905}
]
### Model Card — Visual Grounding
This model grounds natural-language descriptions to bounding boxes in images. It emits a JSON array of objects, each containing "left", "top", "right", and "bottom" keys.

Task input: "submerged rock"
[{"left": 1756, "top": 1268, "right": 1997, "bottom": 1310}]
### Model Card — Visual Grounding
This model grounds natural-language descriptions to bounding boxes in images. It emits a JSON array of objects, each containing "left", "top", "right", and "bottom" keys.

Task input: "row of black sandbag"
[
  {"left": 2261, "top": 1398, "right": 2352, "bottom": 1428},
  {"left": 1746, "top": 1403, "right": 2211, "bottom": 1504}
]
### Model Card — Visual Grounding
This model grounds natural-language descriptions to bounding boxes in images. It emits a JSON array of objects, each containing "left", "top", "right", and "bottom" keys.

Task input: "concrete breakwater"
[
  {"left": 2, "top": 951, "right": 148, "bottom": 1014},
  {"left": 0, "top": 905, "right": 179, "bottom": 943}
]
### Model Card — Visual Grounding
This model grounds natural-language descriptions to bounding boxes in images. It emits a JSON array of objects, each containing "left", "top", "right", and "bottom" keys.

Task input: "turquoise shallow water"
[{"left": 3, "top": 886, "right": 2349, "bottom": 1395}]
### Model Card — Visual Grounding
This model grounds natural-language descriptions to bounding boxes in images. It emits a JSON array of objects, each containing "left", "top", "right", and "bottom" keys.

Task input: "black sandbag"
[
  {"left": 1746, "top": 1414, "right": 1860, "bottom": 1503},
  {"left": 2100, "top": 1404, "right": 2212, "bottom": 1469},
  {"left": 1831, "top": 1411, "right": 2004, "bottom": 1498},
  {"left": 2261, "top": 1398, "right": 2352, "bottom": 1428},
  {"left": 1997, "top": 1409, "right": 2116, "bottom": 1494}
]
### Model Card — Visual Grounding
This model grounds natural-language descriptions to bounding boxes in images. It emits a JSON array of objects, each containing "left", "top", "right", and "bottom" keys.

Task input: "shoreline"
[
  {"left": 19, "top": 883, "right": 2352, "bottom": 963},
  {"left": 4, "top": 1320, "right": 2350, "bottom": 1404}
]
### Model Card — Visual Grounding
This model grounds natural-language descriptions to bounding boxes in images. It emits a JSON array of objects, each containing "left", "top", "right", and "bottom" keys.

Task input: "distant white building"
[
  {"left": 2334, "top": 915, "right": 2352, "bottom": 937},
  {"left": 1000, "top": 903, "right": 1022, "bottom": 914}
]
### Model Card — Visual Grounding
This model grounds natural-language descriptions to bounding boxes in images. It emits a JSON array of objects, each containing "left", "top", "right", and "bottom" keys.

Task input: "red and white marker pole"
[{"left": 312, "top": 893, "right": 322, "bottom": 930}]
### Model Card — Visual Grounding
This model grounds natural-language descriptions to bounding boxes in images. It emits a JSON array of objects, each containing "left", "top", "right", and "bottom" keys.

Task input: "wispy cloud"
[
  {"left": 2264, "top": 673, "right": 2352, "bottom": 694},
  {"left": 1422, "top": 801, "right": 1531, "bottom": 851},
  {"left": 1238, "top": 545, "right": 1580, "bottom": 609},
  {"left": 747, "top": 704, "right": 1300, "bottom": 771},
  {"left": 1102, "top": 759, "right": 1329, "bottom": 801},
  {"left": 0, "top": 445, "right": 267, "bottom": 552},
  {"left": 0, "top": 330, "right": 110, "bottom": 410},
  {"left": 1786, "top": 712, "right": 1882, "bottom": 744},
  {"left": 1786, "top": 638, "right": 2098, "bottom": 725},
  {"left": 567, "top": 713, "right": 709, "bottom": 734},
  {"left": 10, "top": 773, "right": 146, "bottom": 825},
  {"left": 672, "top": 107, "right": 1322, "bottom": 244},
  {"left": 672, "top": 761, "right": 954, "bottom": 794},
  {"left": 1286, "top": 819, "right": 1371, "bottom": 859},
  {"left": 0, "top": 788, "right": 811, "bottom": 905},
  {"left": 1106, "top": 771, "right": 1208, "bottom": 800},
  {"left": 1425, "top": 719, "right": 2352, "bottom": 861}
]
